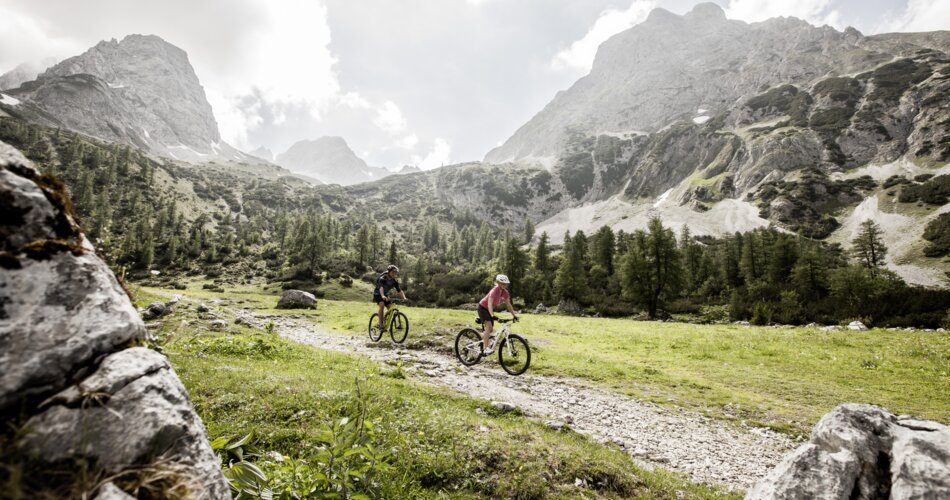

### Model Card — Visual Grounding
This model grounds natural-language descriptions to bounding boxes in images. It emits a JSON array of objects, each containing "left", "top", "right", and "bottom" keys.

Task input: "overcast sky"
[{"left": 1, "top": 0, "right": 948, "bottom": 169}]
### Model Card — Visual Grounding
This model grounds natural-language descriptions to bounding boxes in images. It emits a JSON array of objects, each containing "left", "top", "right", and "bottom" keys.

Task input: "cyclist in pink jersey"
[{"left": 476, "top": 274, "right": 519, "bottom": 354}]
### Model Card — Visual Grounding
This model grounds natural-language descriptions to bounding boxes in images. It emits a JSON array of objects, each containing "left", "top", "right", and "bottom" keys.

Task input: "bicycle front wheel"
[
  {"left": 498, "top": 334, "right": 531, "bottom": 375},
  {"left": 390, "top": 312, "right": 409, "bottom": 343},
  {"left": 368, "top": 314, "right": 383, "bottom": 342},
  {"left": 454, "top": 328, "right": 483, "bottom": 366}
]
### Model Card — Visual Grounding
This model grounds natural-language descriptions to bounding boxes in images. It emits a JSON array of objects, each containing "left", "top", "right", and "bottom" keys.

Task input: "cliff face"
[
  {"left": 2, "top": 35, "right": 243, "bottom": 163},
  {"left": 0, "top": 140, "right": 229, "bottom": 498},
  {"left": 485, "top": 3, "right": 948, "bottom": 165}
]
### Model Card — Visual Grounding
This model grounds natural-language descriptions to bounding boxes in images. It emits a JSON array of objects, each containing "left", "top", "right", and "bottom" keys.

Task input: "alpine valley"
[{"left": 1, "top": 2, "right": 949, "bottom": 293}]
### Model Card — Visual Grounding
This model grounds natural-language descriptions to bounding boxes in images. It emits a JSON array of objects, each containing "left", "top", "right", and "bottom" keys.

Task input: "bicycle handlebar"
[{"left": 492, "top": 317, "right": 518, "bottom": 324}]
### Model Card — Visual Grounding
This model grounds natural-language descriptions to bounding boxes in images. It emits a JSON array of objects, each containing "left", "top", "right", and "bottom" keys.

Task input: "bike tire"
[
  {"left": 498, "top": 334, "right": 531, "bottom": 376},
  {"left": 390, "top": 312, "right": 409, "bottom": 343},
  {"left": 454, "top": 328, "right": 483, "bottom": 366},
  {"left": 368, "top": 314, "right": 383, "bottom": 342}
]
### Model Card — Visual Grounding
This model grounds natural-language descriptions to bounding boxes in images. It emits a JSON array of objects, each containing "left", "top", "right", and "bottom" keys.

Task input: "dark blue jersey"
[{"left": 374, "top": 273, "right": 401, "bottom": 297}]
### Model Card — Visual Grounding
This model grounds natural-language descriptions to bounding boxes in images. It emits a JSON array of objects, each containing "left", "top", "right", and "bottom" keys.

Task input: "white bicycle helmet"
[{"left": 495, "top": 274, "right": 510, "bottom": 284}]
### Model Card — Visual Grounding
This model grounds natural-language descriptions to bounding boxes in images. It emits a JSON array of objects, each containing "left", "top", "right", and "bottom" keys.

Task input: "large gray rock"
[
  {"left": 20, "top": 348, "right": 227, "bottom": 497},
  {"left": 0, "top": 144, "right": 144, "bottom": 409},
  {"left": 747, "top": 403, "right": 950, "bottom": 499},
  {"left": 276, "top": 289, "right": 317, "bottom": 309},
  {"left": 0, "top": 141, "right": 228, "bottom": 499}
]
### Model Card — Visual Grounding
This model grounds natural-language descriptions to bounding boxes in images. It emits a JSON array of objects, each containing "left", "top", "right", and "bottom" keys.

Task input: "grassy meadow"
[
  {"left": 138, "top": 287, "right": 735, "bottom": 499},
  {"left": 142, "top": 281, "right": 949, "bottom": 436}
]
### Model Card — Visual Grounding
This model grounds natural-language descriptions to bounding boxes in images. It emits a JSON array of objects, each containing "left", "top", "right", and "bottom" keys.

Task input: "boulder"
[
  {"left": 209, "top": 319, "right": 227, "bottom": 331},
  {"left": 533, "top": 303, "right": 547, "bottom": 314},
  {"left": 276, "top": 289, "right": 317, "bottom": 309},
  {"left": 491, "top": 401, "right": 518, "bottom": 413},
  {"left": 747, "top": 404, "right": 950, "bottom": 499},
  {"left": 144, "top": 301, "right": 167, "bottom": 318},
  {"left": 847, "top": 321, "right": 869, "bottom": 331},
  {"left": 93, "top": 483, "right": 136, "bottom": 500},
  {"left": 196, "top": 303, "right": 210, "bottom": 313},
  {"left": 0, "top": 141, "right": 228, "bottom": 498}
]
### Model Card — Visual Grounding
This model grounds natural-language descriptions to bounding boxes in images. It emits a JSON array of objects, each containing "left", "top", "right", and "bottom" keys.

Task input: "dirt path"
[{"left": 256, "top": 314, "right": 795, "bottom": 491}]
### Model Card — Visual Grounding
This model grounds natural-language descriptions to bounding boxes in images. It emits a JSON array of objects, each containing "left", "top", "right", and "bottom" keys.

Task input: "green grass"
[
  {"left": 141, "top": 287, "right": 950, "bottom": 436},
  {"left": 151, "top": 300, "right": 733, "bottom": 499}
]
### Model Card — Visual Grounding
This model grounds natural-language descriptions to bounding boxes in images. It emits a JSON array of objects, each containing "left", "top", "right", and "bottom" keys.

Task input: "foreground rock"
[
  {"left": 0, "top": 142, "right": 228, "bottom": 498},
  {"left": 747, "top": 403, "right": 950, "bottom": 499},
  {"left": 276, "top": 289, "right": 317, "bottom": 309}
]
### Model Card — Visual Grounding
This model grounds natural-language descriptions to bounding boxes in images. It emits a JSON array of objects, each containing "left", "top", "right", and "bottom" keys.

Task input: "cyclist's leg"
[
  {"left": 483, "top": 320, "right": 494, "bottom": 348},
  {"left": 376, "top": 300, "right": 387, "bottom": 331},
  {"left": 476, "top": 304, "right": 494, "bottom": 348}
]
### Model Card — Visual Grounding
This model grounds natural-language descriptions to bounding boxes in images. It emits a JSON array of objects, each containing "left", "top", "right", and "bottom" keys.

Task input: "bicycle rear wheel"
[
  {"left": 368, "top": 314, "right": 383, "bottom": 342},
  {"left": 390, "top": 312, "right": 409, "bottom": 343},
  {"left": 454, "top": 328, "right": 483, "bottom": 366},
  {"left": 498, "top": 334, "right": 531, "bottom": 375}
]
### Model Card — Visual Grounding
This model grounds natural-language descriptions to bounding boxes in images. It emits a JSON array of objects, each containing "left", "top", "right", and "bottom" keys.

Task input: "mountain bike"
[
  {"left": 454, "top": 317, "right": 531, "bottom": 375},
  {"left": 368, "top": 299, "right": 409, "bottom": 343}
]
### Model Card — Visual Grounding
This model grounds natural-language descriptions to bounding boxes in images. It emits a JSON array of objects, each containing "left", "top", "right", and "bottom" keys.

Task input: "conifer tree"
[{"left": 852, "top": 219, "right": 888, "bottom": 276}]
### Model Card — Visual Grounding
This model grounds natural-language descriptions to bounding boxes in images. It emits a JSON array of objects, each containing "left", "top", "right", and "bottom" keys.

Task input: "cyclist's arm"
[
  {"left": 378, "top": 285, "right": 387, "bottom": 300},
  {"left": 506, "top": 298, "right": 518, "bottom": 320}
]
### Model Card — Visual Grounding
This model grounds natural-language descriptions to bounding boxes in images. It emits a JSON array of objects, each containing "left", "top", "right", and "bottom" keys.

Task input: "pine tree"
[
  {"left": 620, "top": 217, "right": 682, "bottom": 319},
  {"left": 852, "top": 219, "right": 888, "bottom": 275},
  {"left": 555, "top": 232, "right": 588, "bottom": 303},
  {"left": 591, "top": 225, "right": 616, "bottom": 275},
  {"left": 523, "top": 218, "right": 535, "bottom": 244},
  {"left": 535, "top": 232, "right": 550, "bottom": 272},
  {"left": 389, "top": 239, "right": 398, "bottom": 265}
]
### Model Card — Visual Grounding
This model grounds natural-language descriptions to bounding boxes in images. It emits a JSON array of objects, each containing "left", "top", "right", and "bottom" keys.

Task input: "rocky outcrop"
[
  {"left": 747, "top": 403, "right": 950, "bottom": 499},
  {"left": 0, "top": 141, "right": 228, "bottom": 498},
  {"left": 276, "top": 289, "right": 317, "bottom": 309},
  {"left": 276, "top": 136, "right": 392, "bottom": 186},
  {"left": 1, "top": 35, "right": 243, "bottom": 163},
  {"left": 485, "top": 2, "right": 949, "bottom": 164}
]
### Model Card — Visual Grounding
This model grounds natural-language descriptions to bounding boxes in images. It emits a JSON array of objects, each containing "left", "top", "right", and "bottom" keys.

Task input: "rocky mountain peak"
[
  {"left": 276, "top": 136, "right": 393, "bottom": 186},
  {"left": 3, "top": 34, "right": 243, "bottom": 163},
  {"left": 485, "top": 8, "right": 901, "bottom": 164},
  {"left": 684, "top": 2, "right": 727, "bottom": 23}
]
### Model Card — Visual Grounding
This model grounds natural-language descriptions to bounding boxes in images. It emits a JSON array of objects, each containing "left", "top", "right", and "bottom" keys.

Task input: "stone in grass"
[
  {"left": 209, "top": 319, "right": 227, "bottom": 331},
  {"left": 93, "top": 482, "right": 135, "bottom": 500},
  {"left": 142, "top": 301, "right": 167, "bottom": 320},
  {"left": 545, "top": 420, "right": 568, "bottom": 431},
  {"left": 276, "top": 289, "right": 317, "bottom": 309},
  {"left": 847, "top": 321, "right": 869, "bottom": 331},
  {"left": 747, "top": 403, "right": 950, "bottom": 499},
  {"left": 491, "top": 401, "right": 518, "bottom": 412},
  {"left": 196, "top": 303, "right": 210, "bottom": 313}
]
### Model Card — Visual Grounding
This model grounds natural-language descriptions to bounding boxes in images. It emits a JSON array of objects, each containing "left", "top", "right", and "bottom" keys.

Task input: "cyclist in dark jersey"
[{"left": 374, "top": 265, "right": 407, "bottom": 332}]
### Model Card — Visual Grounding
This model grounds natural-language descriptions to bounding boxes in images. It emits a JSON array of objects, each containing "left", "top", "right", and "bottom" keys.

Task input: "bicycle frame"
[{"left": 382, "top": 302, "right": 400, "bottom": 330}]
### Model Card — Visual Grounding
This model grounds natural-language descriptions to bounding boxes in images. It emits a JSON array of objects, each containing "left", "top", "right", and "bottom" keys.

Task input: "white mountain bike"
[{"left": 454, "top": 317, "right": 531, "bottom": 376}]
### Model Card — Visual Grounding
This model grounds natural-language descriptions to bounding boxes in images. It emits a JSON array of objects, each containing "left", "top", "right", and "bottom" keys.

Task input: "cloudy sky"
[{"left": 1, "top": 0, "right": 948, "bottom": 169}]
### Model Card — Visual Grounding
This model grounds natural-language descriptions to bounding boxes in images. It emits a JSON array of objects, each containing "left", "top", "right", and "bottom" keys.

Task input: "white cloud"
[
  {"left": 339, "top": 91, "right": 372, "bottom": 109},
  {"left": 723, "top": 0, "right": 844, "bottom": 29},
  {"left": 395, "top": 134, "right": 419, "bottom": 150},
  {"left": 413, "top": 138, "right": 452, "bottom": 170},
  {"left": 197, "top": 0, "right": 340, "bottom": 149},
  {"left": 881, "top": 0, "right": 950, "bottom": 32},
  {"left": 551, "top": 1, "right": 655, "bottom": 72},
  {"left": 373, "top": 100, "right": 408, "bottom": 134},
  {"left": 0, "top": 4, "right": 83, "bottom": 72}
]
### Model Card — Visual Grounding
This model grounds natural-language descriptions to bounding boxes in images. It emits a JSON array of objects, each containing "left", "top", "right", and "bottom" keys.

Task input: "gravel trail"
[{"left": 259, "top": 314, "right": 795, "bottom": 491}]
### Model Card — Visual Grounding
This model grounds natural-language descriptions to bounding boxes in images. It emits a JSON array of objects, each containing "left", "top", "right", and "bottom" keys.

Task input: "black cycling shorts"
[
  {"left": 373, "top": 295, "right": 392, "bottom": 306},
  {"left": 476, "top": 304, "right": 494, "bottom": 324}
]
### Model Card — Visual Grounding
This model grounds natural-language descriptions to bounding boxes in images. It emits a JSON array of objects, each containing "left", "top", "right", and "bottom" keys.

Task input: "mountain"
[
  {"left": 398, "top": 165, "right": 422, "bottom": 174},
  {"left": 0, "top": 35, "right": 243, "bottom": 163},
  {"left": 0, "top": 58, "right": 57, "bottom": 90},
  {"left": 486, "top": 3, "right": 945, "bottom": 164},
  {"left": 250, "top": 146, "right": 274, "bottom": 162},
  {"left": 276, "top": 136, "right": 392, "bottom": 185}
]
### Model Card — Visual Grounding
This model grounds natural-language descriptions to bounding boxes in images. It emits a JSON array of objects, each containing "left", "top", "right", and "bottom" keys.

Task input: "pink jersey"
[{"left": 479, "top": 286, "right": 510, "bottom": 309}]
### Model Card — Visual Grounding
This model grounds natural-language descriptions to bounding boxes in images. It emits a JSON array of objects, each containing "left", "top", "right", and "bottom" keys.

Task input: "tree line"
[{"left": 3, "top": 117, "right": 948, "bottom": 327}]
